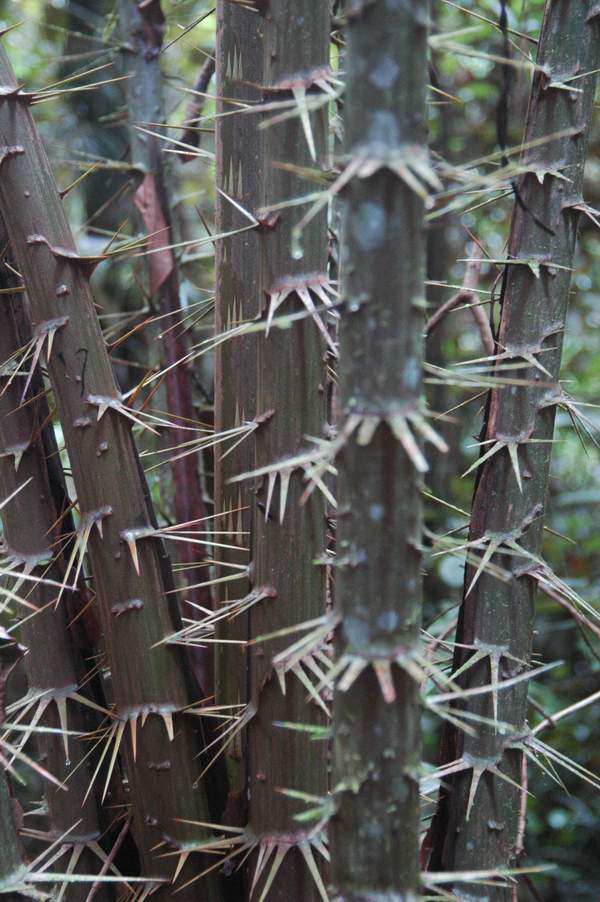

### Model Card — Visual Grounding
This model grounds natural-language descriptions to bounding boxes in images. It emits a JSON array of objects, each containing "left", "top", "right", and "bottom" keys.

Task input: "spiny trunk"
[
  {"left": 118, "top": 0, "right": 214, "bottom": 699},
  {"left": 0, "top": 44, "right": 221, "bottom": 899},
  {"left": 331, "top": 1, "right": 434, "bottom": 898},
  {"left": 0, "top": 636, "right": 26, "bottom": 894},
  {"left": 246, "top": 2, "right": 330, "bottom": 898},
  {"left": 428, "top": 4, "right": 600, "bottom": 896},
  {"left": 0, "top": 236, "right": 108, "bottom": 901},
  {"left": 214, "top": 0, "right": 262, "bottom": 832},
  {"left": 0, "top": 772, "right": 24, "bottom": 893}
]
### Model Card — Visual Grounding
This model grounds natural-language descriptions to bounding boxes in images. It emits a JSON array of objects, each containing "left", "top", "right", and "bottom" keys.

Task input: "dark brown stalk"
[
  {"left": 0, "top": 238, "right": 108, "bottom": 901},
  {"left": 245, "top": 1, "right": 330, "bottom": 898},
  {"left": 330, "top": 1, "right": 436, "bottom": 898},
  {"left": 214, "top": 1, "right": 262, "bottom": 833},
  {"left": 428, "top": 4, "right": 600, "bottom": 897},
  {"left": 0, "top": 634, "right": 26, "bottom": 895},
  {"left": 180, "top": 56, "right": 215, "bottom": 162},
  {"left": 0, "top": 43, "right": 221, "bottom": 899},
  {"left": 118, "top": 0, "right": 214, "bottom": 698},
  {"left": 0, "top": 770, "right": 24, "bottom": 894}
]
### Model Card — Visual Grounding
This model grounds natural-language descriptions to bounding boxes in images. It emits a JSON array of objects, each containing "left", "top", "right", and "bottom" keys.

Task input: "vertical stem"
[
  {"left": 0, "top": 638, "right": 26, "bottom": 894},
  {"left": 0, "top": 43, "right": 221, "bottom": 899},
  {"left": 0, "top": 771, "right": 24, "bottom": 892},
  {"left": 428, "top": 4, "right": 600, "bottom": 897},
  {"left": 214, "top": 0, "right": 262, "bottom": 828},
  {"left": 245, "top": 1, "right": 330, "bottom": 898},
  {"left": 118, "top": 0, "right": 214, "bottom": 697},
  {"left": 0, "top": 238, "right": 108, "bottom": 901},
  {"left": 331, "top": 1, "right": 433, "bottom": 898}
]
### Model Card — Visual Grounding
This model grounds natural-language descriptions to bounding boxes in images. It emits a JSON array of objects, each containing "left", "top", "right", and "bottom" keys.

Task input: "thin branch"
[{"left": 425, "top": 241, "right": 494, "bottom": 354}]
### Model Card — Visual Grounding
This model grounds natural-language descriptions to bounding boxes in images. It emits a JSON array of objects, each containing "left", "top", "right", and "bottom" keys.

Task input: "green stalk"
[
  {"left": 331, "top": 2, "right": 437, "bottom": 898},
  {"left": 118, "top": 0, "right": 214, "bottom": 697},
  {"left": 0, "top": 43, "right": 221, "bottom": 899},
  {"left": 214, "top": 0, "right": 262, "bottom": 828},
  {"left": 428, "top": 3, "right": 600, "bottom": 896},
  {"left": 243, "top": 2, "right": 330, "bottom": 897},
  {"left": 0, "top": 238, "right": 108, "bottom": 901}
]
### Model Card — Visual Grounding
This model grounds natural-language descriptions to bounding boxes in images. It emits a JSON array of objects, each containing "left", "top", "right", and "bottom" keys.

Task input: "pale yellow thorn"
[
  {"left": 130, "top": 715, "right": 137, "bottom": 762},
  {"left": 55, "top": 695, "right": 70, "bottom": 765},
  {"left": 162, "top": 712, "right": 174, "bottom": 742},
  {"left": 127, "top": 538, "right": 140, "bottom": 575}
]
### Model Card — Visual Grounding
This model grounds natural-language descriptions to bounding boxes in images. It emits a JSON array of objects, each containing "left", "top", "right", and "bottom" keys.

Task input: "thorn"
[
  {"left": 26, "top": 234, "right": 107, "bottom": 278},
  {"left": 507, "top": 443, "right": 523, "bottom": 492},
  {"left": 373, "top": 659, "right": 396, "bottom": 703},
  {"left": 388, "top": 414, "right": 429, "bottom": 472},
  {"left": 461, "top": 439, "right": 505, "bottom": 479},
  {"left": 356, "top": 415, "right": 379, "bottom": 446},
  {"left": 265, "top": 472, "right": 277, "bottom": 521},
  {"left": 100, "top": 720, "right": 125, "bottom": 805},
  {"left": 466, "top": 765, "right": 485, "bottom": 821},
  {"left": 338, "top": 655, "right": 367, "bottom": 693},
  {"left": 173, "top": 851, "right": 189, "bottom": 882},
  {"left": 126, "top": 537, "right": 140, "bottom": 575},
  {"left": 162, "top": 712, "right": 174, "bottom": 742},
  {"left": 46, "top": 326, "right": 57, "bottom": 361},
  {"left": 489, "top": 651, "right": 502, "bottom": 727},
  {"left": 55, "top": 696, "right": 70, "bottom": 765},
  {"left": 278, "top": 469, "right": 292, "bottom": 524},
  {"left": 292, "top": 86, "right": 316, "bottom": 161},
  {"left": 297, "top": 286, "right": 336, "bottom": 353},
  {"left": 274, "top": 664, "right": 287, "bottom": 695},
  {"left": 466, "top": 538, "right": 499, "bottom": 597},
  {"left": 298, "top": 841, "right": 328, "bottom": 902},
  {"left": 130, "top": 716, "right": 137, "bottom": 763},
  {"left": 408, "top": 412, "right": 449, "bottom": 453}
]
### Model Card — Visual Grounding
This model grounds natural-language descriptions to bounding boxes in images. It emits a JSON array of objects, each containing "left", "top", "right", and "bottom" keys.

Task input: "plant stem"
[
  {"left": 331, "top": 1, "right": 433, "bottom": 898},
  {"left": 0, "top": 42, "right": 222, "bottom": 899},
  {"left": 0, "top": 771, "right": 24, "bottom": 893},
  {"left": 0, "top": 234, "right": 109, "bottom": 901},
  {"left": 0, "top": 636, "right": 26, "bottom": 895},
  {"left": 245, "top": 2, "right": 330, "bottom": 897},
  {"left": 214, "top": 0, "right": 262, "bottom": 832},
  {"left": 428, "top": 4, "right": 600, "bottom": 896},
  {"left": 118, "top": 0, "right": 214, "bottom": 698}
]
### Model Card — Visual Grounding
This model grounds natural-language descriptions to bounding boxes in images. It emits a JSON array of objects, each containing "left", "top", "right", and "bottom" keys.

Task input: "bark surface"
[
  {"left": 214, "top": 0, "right": 262, "bottom": 832},
  {"left": 0, "top": 236, "right": 108, "bottom": 901},
  {"left": 0, "top": 43, "right": 221, "bottom": 899},
  {"left": 119, "top": 0, "right": 213, "bottom": 698},
  {"left": 429, "top": 4, "right": 600, "bottom": 897},
  {"left": 244, "top": 2, "right": 330, "bottom": 898},
  {"left": 331, "top": 1, "right": 432, "bottom": 898}
]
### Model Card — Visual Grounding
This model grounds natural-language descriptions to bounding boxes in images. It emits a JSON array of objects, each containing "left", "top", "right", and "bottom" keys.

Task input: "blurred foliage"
[{"left": 0, "top": 0, "right": 598, "bottom": 898}]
